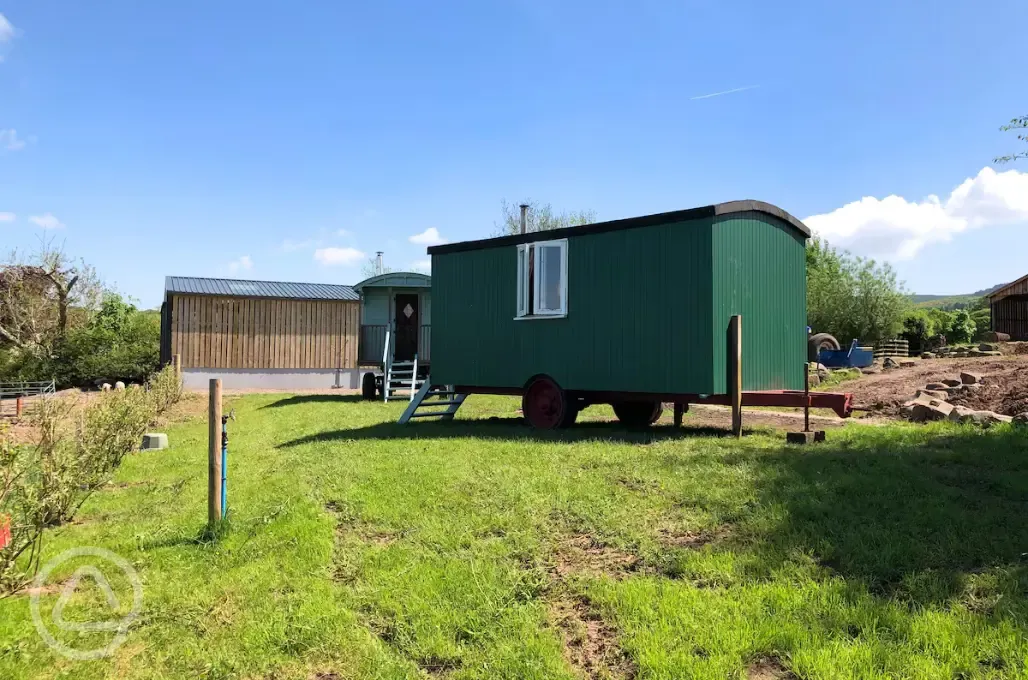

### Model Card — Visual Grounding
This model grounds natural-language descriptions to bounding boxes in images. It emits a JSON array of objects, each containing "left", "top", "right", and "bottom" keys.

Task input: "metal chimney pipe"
[
  {"left": 519, "top": 204, "right": 529, "bottom": 235},
  {"left": 376, "top": 251, "right": 384, "bottom": 275}
]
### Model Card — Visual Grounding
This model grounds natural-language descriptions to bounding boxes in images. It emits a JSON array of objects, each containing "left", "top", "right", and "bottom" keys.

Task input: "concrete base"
[
  {"left": 141, "top": 433, "right": 169, "bottom": 450},
  {"left": 181, "top": 368, "right": 363, "bottom": 390},
  {"left": 787, "top": 431, "right": 827, "bottom": 445}
]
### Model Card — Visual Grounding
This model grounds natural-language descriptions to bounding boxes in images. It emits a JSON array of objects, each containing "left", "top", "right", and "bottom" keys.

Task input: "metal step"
[{"left": 409, "top": 410, "right": 457, "bottom": 419}]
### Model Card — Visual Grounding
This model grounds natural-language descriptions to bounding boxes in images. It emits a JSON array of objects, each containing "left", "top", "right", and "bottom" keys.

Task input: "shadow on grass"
[
  {"left": 262, "top": 394, "right": 367, "bottom": 408},
  {"left": 708, "top": 426, "right": 1028, "bottom": 608},
  {"left": 277, "top": 416, "right": 753, "bottom": 447}
]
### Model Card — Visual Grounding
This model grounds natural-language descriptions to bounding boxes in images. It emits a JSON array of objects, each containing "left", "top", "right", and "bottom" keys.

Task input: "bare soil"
[
  {"left": 748, "top": 656, "right": 797, "bottom": 679},
  {"left": 549, "top": 594, "right": 637, "bottom": 680},
  {"left": 551, "top": 534, "right": 641, "bottom": 580},
  {"left": 844, "top": 355, "right": 1028, "bottom": 417}
]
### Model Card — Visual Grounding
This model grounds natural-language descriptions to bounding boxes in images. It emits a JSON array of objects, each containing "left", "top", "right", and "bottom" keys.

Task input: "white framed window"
[{"left": 516, "top": 239, "right": 567, "bottom": 318}]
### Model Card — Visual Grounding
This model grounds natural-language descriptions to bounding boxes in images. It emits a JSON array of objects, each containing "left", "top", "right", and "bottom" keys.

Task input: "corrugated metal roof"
[{"left": 165, "top": 276, "right": 359, "bottom": 301}]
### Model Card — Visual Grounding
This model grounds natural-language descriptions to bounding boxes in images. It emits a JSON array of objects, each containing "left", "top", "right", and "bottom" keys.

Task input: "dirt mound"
[
  {"left": 948, "top": 364, "right": 1028, "bottom": 416},
  {"left": 846, "top": 356, "right": 1028, "bottom": 417}
]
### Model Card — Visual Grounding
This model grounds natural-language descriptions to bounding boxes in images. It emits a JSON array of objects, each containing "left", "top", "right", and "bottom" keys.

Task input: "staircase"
[
  {"left": 399, "top": 381, "right": 469, "bottom": 424},
  {"left": 383, "top": 355, "right": 426, "bottom": 402}
]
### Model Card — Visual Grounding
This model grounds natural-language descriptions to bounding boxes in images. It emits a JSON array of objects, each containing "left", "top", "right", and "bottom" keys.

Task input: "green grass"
[{"left": 2, "top": 395, "right": 1028, "bottom": 678}]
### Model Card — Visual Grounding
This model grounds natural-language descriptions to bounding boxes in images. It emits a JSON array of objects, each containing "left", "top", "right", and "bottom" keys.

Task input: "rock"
[
  {"left": 979, "top": 343, "right": 1000, "bottom": 352},
  {"left": 942, "top": 378, "right": 962, "bottom": 387},
  {"left": 960, "top": 371, "right": 983, "bottom": 384},
  {"left": 944, "top": 386, "right": 966, "bottom": 396},
  {"left": 916, "top": 389, "right": 948, "bottom": 401},
  {"left": 948, "top": 405, "right": 976, "bottom": 422},
  {"left": 101, "top": 383, "right": 112, "bottom": 391},
  {"left": 114, "top": 381, "right": 126, "bottom": 391},
  {"left": 921, "top": 352, "right": 935, "bottom": 359},
  {"left": 961, "top": 383, "right": 981, "bottom": 392},
  {"left": 982, "top": 351, "right": 1003, "bottom": 357},
  {"left": 883, "top": 357, "right": 900, "bottom": 369},
  {"left": 910, "top": 399, "right": 954, "bottom": 422},
  {"left": 808, "top": 373, "right": 821, "bottom": 388},
  {"left": 1013, "top": 413, "right": 1028, "bottom": 426},
  {"left": 925, "top": 382, "right": 949, "bottom": 391},
  {"left": 861, "top": 366, "right": 882, "bottom": 375},
  {"left": 900, "top": 360, "right": 917, "bottom": 368},
  {"left": 141, "top": 433, "right": 169, "bottom": 450},
  {"left": 965, "top": 411, "right": 1013, "bottom": 427},
  {"left": 982, "top": 331, "right": 1010, "bottom": 343}
]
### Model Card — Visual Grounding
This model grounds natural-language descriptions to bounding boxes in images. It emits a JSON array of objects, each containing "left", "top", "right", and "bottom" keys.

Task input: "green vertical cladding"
[
  {"left": 432, "top": 218, "right": 715, "bottom": 394},
  {"left": 711, "top": 212, "right": 807, "bottom": 392},
  {"left": 431, "top": 209, "right": 806, "bottom": 397}
]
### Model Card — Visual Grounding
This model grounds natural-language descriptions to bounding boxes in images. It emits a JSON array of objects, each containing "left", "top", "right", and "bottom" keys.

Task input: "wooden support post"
[
  {"left": 673, "top": 402, "right": 684, "bottom": 427},
  {"left": 172, "top": 353, "right": 181, "bottom": 379},
  {"left": 727, "top": 315, "right": 742, "bottom": 437},
  {"left": 804, "top": 362, "right": 811, "bottom": 433},
  {"left": 208, "top": 379, "right": 223, "bottom": 528},
  {"left": 15, "top": 396, "right": 23, "bottom": 419}
]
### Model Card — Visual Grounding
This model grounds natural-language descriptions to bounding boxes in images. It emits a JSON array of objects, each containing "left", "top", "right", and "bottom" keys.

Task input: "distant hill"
[{"left": 911, "top": 283, "right": 1007, "bottom": 310}]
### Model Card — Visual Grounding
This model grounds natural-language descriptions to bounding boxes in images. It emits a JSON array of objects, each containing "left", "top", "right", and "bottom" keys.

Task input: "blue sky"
[{"left": 1, "top": 0, "right": 1026, "bottom": 308}]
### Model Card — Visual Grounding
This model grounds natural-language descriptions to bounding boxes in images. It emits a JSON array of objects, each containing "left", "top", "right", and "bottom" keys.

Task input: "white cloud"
[
  {"left": 0, "top": 212, "right": 14, "bottom": 223},
  {"left": 411, "top": 259, "right": 432, "bottom": 273},
  {"left": 409, "top": 227, "right": 447, "bottom": 246},
  {"left": 29, "top": 213, "right": 64, "bottom": 230},
  {"left": 805, "top": 166, "right": 1028, "bottom": 260},
  {"left": 227, "top": 255, "right": 253, "bottom": 274},
  {"left": 0, "top": 13, "right": 15, "bottom": 43},
  {"left": 0, "top": 129, "right": 26, "bottom": 151},
  {"left": 314, "top": 246, "right": 365, "bottom": 266}
]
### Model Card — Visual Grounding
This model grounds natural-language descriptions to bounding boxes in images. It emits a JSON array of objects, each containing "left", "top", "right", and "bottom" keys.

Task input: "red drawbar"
[
  {"left": 0, "top": 514, "right": 10, "bottom": 550},
  {"left": 693, "top": 391, "right": 854, "bottom": 419}
]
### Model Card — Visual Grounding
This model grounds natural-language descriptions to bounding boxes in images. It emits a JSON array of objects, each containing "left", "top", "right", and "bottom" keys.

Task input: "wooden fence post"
[
  {"left": 727, "top": 315, "right": 742, "bottom": 438},
  {"left": 172, "top": 353, "right": 181, "bottom": 379},
  {"left": 208, "top": 379, "right": 223, "bottom": 528}
]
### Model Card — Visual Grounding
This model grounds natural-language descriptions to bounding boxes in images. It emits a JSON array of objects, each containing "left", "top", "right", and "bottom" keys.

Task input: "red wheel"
[
  {"left": 613, "top": 401, "right": 663, "bottom": 427},
  {"left": 522, "top": 376, "right": 568, "bottom": 429}
]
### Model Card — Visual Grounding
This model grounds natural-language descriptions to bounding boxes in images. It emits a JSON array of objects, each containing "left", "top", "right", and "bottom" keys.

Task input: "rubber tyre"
[
  {"left": 808, "top": 332, "right": 841, "bottom": 362},
  {"left": 612, "top": 401, "right": 663, "bottom": 427},
  {"left": 361, "top": 372, "right": 377, "bottom": 400},
  {"left": 522, "top": 376, "right": 569, "bottom": 429}
]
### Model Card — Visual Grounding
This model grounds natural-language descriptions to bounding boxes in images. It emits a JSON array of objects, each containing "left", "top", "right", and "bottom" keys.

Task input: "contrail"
[{"left": 690, "top": 85, "right": 760, "bottom": 100}]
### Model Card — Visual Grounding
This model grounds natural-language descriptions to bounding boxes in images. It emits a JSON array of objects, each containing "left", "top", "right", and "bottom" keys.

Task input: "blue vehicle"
[{"left": 818, "top": 339, "right": 874, "bottom": 369}]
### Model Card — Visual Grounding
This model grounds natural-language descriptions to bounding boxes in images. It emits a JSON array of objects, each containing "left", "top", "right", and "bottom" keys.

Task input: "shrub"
[
  {"left": 949, "top": 310, "right": 977, "bottom": 345},
  {"left": 0, "top": 364, "right": 181, "bottom": 593},
  {"left": 899, "top": 310, "right": 935, "bottom": 354}
]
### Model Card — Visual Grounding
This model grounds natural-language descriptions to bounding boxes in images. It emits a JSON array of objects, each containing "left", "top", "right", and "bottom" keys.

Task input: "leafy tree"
[
  {"left": 806, "top": 236, "right": 909, "bottom": 345},
  {"left": 899, "top": 309, "right": 936, "bottom": 354},
  {"left": 494, "top": 200, "right": 596, "bottom": 236},
  {"left": 948, "top": 309, "right": 977, "bottom": 344},
  {"left": 995, "top": 115, "right": 1028, "bottom": 164}
]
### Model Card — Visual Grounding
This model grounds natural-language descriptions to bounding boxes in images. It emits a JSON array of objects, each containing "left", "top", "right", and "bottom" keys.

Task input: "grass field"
[{"left": 2, "top": 394, "right": 1028, "bottom": 679}]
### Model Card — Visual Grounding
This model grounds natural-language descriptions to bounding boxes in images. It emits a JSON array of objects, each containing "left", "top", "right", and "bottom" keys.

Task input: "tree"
[
  {"left": 806, "top": 236, "right": 910, "bottom": 345},
  {"left": 995, "top": 115, "right": 1027, "bottom": 163},
  {"left": 948, "top": 309, "right": 977, "bottom": 344},
  {"left": 360, "top": 257, "right": 393, "bottom": 279},
  {"left": 494, "top": 200, "right": 596, "bottom": 236},
  {"left": 0, "top": 240, "right": 102, "bottom": 352}
]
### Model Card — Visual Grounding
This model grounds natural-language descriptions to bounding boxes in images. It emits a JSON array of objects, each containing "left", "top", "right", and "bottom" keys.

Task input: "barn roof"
[
  {"left": 427, "top": 200, "right": 811, "bottom": 255},
  {"left": 165, "top": 276, "right": 359, "bottom": 301},
  {"left": 989, "top": 274, "right": 1028, "bottom": 302}
]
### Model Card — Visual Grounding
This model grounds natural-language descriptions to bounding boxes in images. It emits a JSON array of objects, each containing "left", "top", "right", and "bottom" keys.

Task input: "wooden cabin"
[
  {"left": 989, "top": 274, "right": 1028, "bottom": 340},
  {"left": 418, "top": 201, "right": 811, "bottom": 428},
  {"left": 160, "top": 276, "right": 362, "bottom": 389}
]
